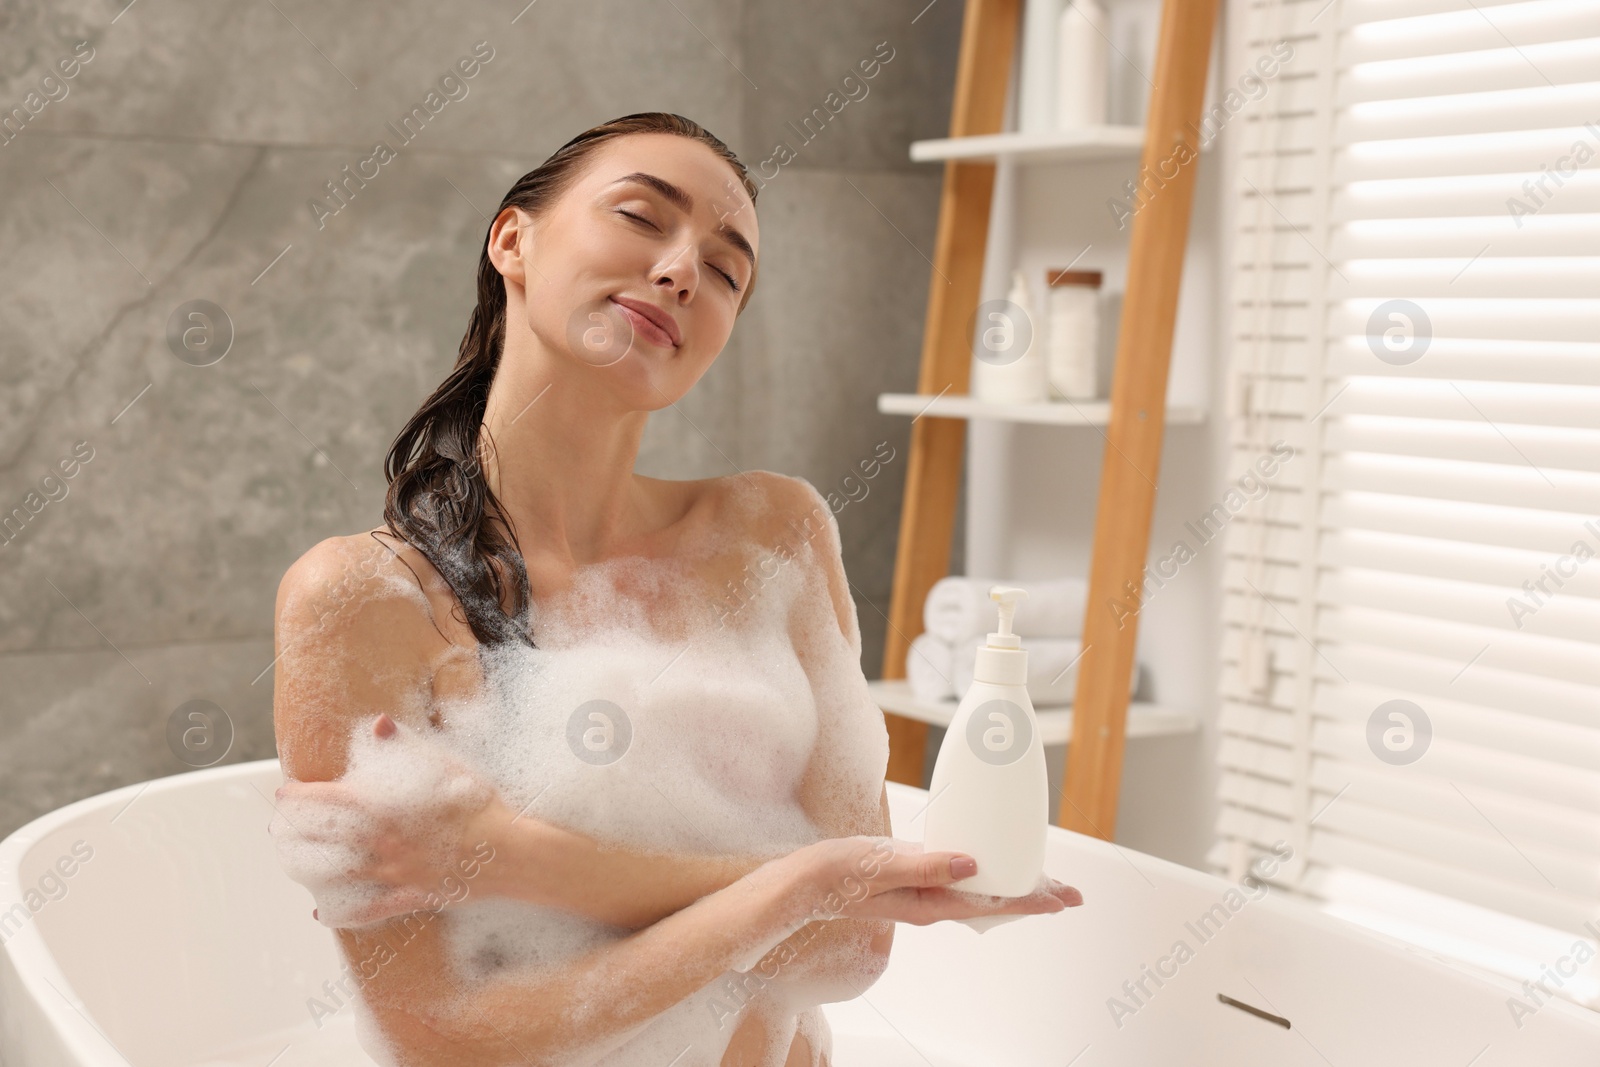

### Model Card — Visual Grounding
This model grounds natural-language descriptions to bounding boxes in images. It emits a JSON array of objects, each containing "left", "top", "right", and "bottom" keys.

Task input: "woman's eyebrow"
[{"left": 609, "top": 171, "right": 756, "bottom": 276}]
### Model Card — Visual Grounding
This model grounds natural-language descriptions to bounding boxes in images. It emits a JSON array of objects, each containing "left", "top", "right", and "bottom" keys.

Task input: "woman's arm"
[
  {"left": 468, "top": 802, "right": 782, "bottom": 928},
  {"left": 282, "top": 747, "right": 884, "bottom": 935},
  {"left": 351, "top": 841, "right": 816, "bottom": 1064},
  {"left": 345, "top": 824, "right": 1017, "bottom": 1065},
  {"left": 724, "top": 784, "right": 897, "bottom": 1011},
  {"left": 730, "top": 474, "right": 897, "bottom": 1006}
]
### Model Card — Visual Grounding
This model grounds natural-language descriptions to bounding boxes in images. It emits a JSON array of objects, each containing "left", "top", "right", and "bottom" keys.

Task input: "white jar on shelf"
[
  {"left": 1056, "top": 0, "right": 1109, "bottom": 129},
  {"left": 1045, "top": 268, "right": 1102, "bottom": 400}
]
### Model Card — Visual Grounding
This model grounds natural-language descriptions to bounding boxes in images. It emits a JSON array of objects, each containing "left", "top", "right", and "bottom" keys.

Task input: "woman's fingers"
[
  {"left": 951, "top": 882, "right": 1076, "bottom": 915},
  {"left": 275, "top": 720, "right": 502, "bottom": 929},
  {"left": 1051, "top": 881, "right": 1084, "bottom": 907},
  {"left": 845, "top": 837, "right": 977, "bottom": 893},
  {"left": 271, "top": 784, "right": 374, "bottom": 849},
  {"left": 351, "top": 887, "right": 433, "bottom": 926},
  {"left": 822, "top": 836, "right": 1084, "bottom": 926},
  {"left": 305, "top": 881, "right": 435, "bottom": 929},
  {"left": 952, "top": 874, "right": 1083, "bottom": 911},
  {"left": 884, "top": 841, "right": 1084, "bottom": 910},
  {"left": 866, "top": 883, "right": 1072, "bottom": 926}
]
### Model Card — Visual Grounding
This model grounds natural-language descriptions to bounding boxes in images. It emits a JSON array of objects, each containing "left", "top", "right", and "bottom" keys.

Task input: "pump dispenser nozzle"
[
  {"left": 973, "top": 585, "right": 1029, "bottom": 685},
  {"left": 988, "top": 586, "right": 1028, "bottom": 650}
]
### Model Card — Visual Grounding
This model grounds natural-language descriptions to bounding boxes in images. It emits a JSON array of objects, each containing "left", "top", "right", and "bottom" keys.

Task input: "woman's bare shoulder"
[
  {"left": 706, "top": 471, "right": 854, "bottom": 638},
  {"left": 273, "top": 531, "right": 460, "bottom": 780},
  {"left": 706, "top": 470, "right": 835, "bottom": 541},
  {"left": 275, "top": 529, "right": 449, "bottom": 642}
]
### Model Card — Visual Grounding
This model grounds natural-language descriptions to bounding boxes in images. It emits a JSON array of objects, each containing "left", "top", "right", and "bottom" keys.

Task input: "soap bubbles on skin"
[
  {"left": 450, "top": 581, "right": 830, "bottom": 864},
  {"left": 269, "top": 712, "right": 496, "bottom": 928},
  {"left": 566, "top": 698, "right": 632, "bottom": 765},
  {"left": 271, "top": 477, "right": 902, "bottom": 1063}
]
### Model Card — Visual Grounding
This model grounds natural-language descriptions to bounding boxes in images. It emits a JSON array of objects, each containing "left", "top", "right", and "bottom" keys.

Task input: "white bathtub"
[{"left": 1, "top": 760, "right": 1596, "bottom": 1066}]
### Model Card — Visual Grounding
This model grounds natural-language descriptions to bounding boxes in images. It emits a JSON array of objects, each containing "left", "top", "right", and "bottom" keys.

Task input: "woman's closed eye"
[
  {"left": 617, "top": 209, "right": 741, "bottom": 292},
  {"left": 617, "top": 208, "right": 658, "bottom": 231}
]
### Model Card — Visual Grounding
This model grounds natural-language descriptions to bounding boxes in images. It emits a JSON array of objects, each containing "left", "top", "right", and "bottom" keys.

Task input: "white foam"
[
  {"left": 269, "top": 718, "right": 494, "bottom": 928},
  {"left": 274, "top": 478, "right": 890, "bottom": 1065}
]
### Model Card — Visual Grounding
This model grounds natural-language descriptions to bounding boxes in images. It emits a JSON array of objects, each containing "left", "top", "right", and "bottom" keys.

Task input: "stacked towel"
[
  {"left": 905, "top": 576, "right": 1142, "bottom": 708},
  {"left": 922, "top": 575, "right": 1088, "bottom": 646},
  {"left": 950, "top": 635, "right": 1141, "bottom": 707},
  {"left": 906, "top": 631, "right": 957, "bottom": 702}
]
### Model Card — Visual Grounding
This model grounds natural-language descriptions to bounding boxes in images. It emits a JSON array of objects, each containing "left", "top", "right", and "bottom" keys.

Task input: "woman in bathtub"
[{"left": 270, "top": 112, "right": 1082, "bottom": 1067}]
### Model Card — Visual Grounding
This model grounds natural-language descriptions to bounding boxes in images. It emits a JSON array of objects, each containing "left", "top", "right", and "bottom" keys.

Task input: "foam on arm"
[
  {"left": 741, "top": 474, "right": 895, "bottom": 1008},
  {"left": 270, "top": 537, "right": 468, "bottom": 925}
]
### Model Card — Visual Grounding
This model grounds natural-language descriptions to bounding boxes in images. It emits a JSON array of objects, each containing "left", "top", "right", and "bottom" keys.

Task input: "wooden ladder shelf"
[{"left": 878, "top": 0, "right": 1221, "bottom": 839}]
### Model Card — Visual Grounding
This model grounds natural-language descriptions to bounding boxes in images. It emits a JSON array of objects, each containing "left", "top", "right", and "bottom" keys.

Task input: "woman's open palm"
[{"left": 787, "top": 834, "right": 1082, "bottom": 927}]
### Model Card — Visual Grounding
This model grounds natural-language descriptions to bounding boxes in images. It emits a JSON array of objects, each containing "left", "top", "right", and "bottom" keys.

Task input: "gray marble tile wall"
[{"left": 0, "top": 0, "right": 965, "bottom": 835}]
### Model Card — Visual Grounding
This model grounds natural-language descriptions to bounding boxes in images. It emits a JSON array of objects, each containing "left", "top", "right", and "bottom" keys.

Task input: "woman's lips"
[{"left": 610, "top": 298, "right": 677, "bottom": 349}]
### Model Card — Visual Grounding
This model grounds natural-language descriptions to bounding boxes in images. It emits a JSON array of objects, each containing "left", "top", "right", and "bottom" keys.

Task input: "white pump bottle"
[{"left": 922, "top": 586, "right": 1049, "bottom": 932}]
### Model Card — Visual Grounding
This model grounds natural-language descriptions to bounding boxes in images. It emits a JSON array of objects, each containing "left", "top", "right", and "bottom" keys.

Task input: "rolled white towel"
[
  {"left": 922, "top": 576, "right": 1088, "bottom": 646},
  {"left": 952, "top": 635, "right": 1142, "bottom": 708},
  {"left": 905, "top": 631, "right": 957, "bottom": 702}
]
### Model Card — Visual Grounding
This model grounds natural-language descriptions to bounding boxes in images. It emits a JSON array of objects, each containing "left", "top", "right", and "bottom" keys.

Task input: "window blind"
[{"left": 1214, "top": 0, "right": 1600, "bottom": 1008}]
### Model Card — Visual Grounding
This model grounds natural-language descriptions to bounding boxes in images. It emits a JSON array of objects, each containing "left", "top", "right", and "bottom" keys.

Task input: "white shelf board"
[
  {"left": 909, "top": 125, "right": 1144, "bottom": 165},
  {"left": 877, "top": 392, "right": 1205, "bottom": 426},
  {"left": 868, "top": 679, "right": 1199, "bottom": 746}
]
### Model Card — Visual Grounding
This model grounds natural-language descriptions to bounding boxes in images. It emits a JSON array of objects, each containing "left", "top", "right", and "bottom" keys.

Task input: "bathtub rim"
[
  {"left": 3, "top": 757, "right": 1598, "bottom": 1065},
  {"left": 0, "top": 760, "right": 287, "bottom": 1067}
]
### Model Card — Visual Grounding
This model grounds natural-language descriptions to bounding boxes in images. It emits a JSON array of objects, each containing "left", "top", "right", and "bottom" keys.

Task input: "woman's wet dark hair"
[{"left": 380, "top": 112, "right": 759, "bottom": 647}]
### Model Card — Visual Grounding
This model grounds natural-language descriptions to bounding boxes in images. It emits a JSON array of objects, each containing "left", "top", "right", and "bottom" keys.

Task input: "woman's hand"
[
  {"left": 778, "top": 835, "right": 1082, "bottom": 927},
  {"left": 270, "top": 712, "right": 512, "bottom": 926}
]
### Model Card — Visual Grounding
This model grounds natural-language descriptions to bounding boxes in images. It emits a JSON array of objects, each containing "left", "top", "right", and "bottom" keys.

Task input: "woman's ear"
[{"left": 486, "top": 206, "right": 529, "bottom": 288}]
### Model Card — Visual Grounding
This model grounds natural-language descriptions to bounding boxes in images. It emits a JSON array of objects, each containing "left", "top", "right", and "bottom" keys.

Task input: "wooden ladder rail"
[
  {"left": 880, "top": 0, "right": 1022, "bottom": 787},
  {"left": 1060, "top": 0, "right": 1221, "bottom": 837}
]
